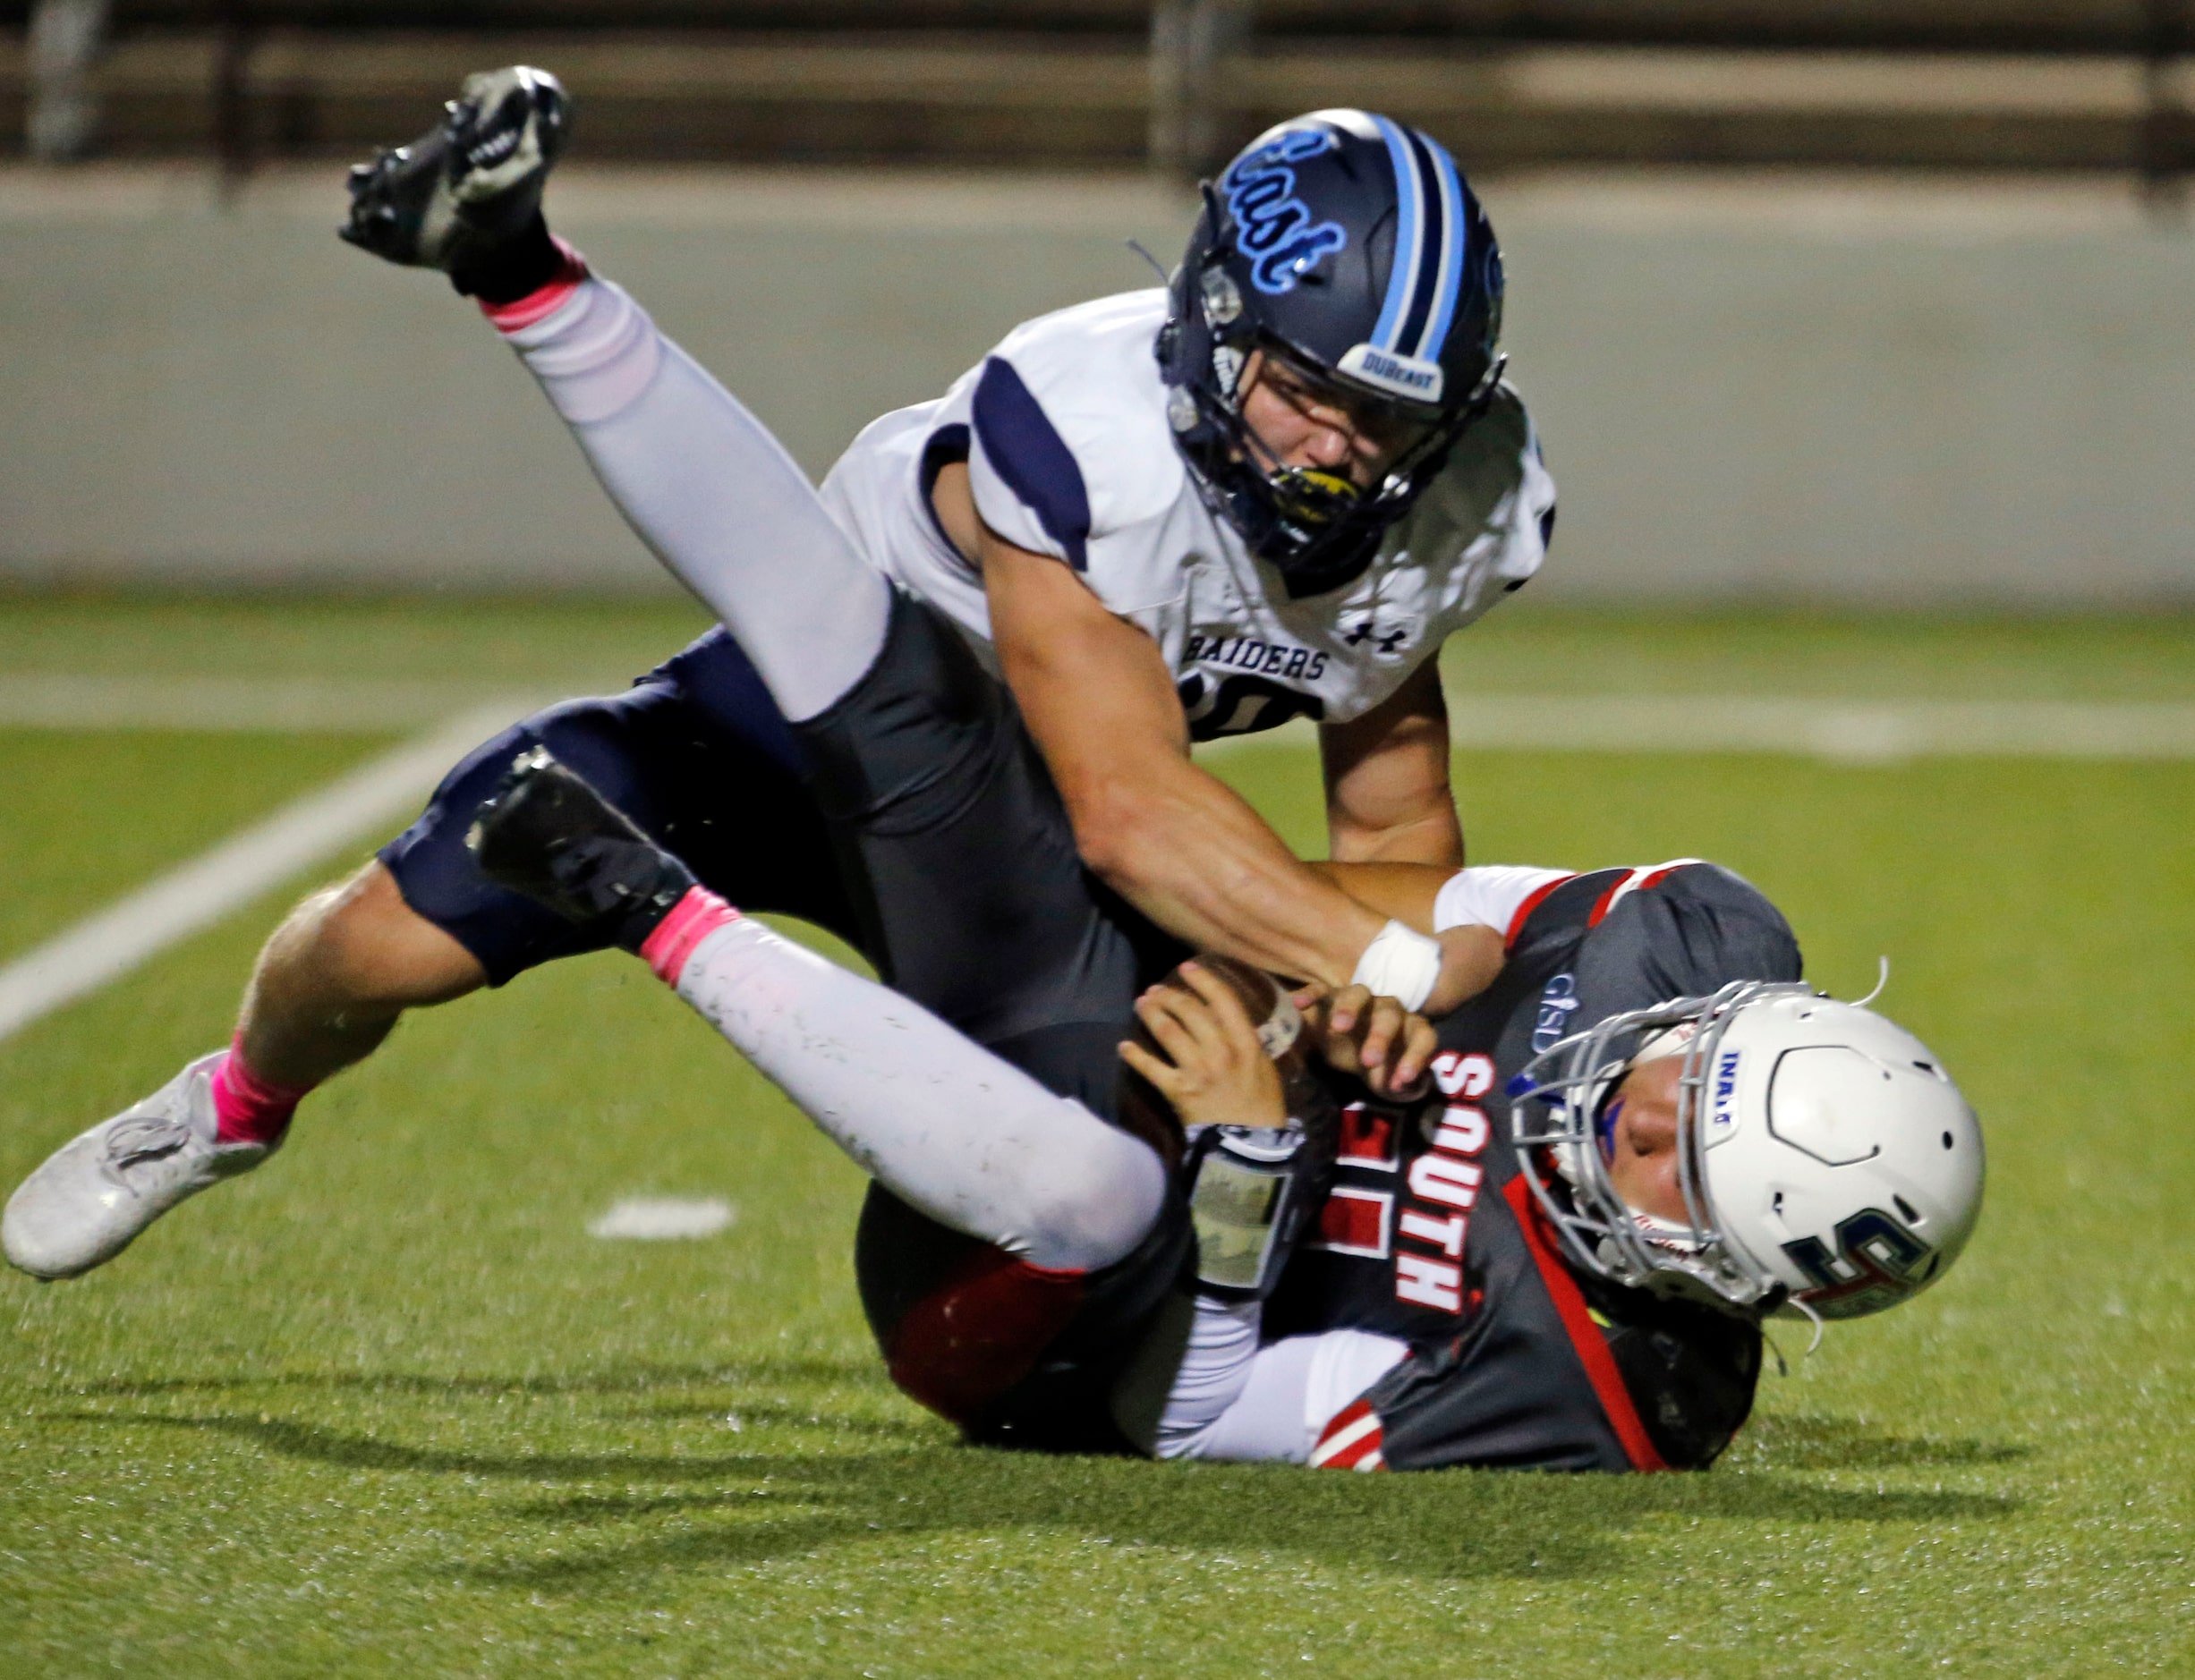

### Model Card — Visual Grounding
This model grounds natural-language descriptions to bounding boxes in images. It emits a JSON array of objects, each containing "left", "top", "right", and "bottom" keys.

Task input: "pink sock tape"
[
  {"left": 639, "top": 887, "right": 741, "bottom": 985},
  {"left": 480, "top": 237, "right": 591, "bottom": 334},
  {"left": 209, "top": 1034, "right": 315, "bottom": 1148}
]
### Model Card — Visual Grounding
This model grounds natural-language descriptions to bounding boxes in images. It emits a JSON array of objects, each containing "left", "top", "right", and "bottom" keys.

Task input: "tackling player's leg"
[
  {"left": 239, "top": 864, "right": 488, "bottom": 1092},
  {"left": 4, "top": 71, "right": 581, "bottom": 1283},
  {"left": 340, "top": 64, "right": 892, "bottom": 728},
  {"left": 1, "top": 865, "right": 482, "bottom": 1279},
  {"left": 4, "top": 644, "right": 851, "bottom": 1281},
  {"left": 469, "top": 748, "right": 1172, "bottom": 1424}
]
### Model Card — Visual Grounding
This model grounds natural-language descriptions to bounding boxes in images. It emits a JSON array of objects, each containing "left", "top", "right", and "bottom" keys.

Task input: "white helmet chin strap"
[{"left": 1852, "top": 955, "right": 1892, "bottom": 1008}]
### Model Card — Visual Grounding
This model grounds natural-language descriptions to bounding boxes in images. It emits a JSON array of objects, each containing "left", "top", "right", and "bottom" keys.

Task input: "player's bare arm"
[
  {"left": 1303, "top": 858, "right": 1449, "bottom": 924},
  {"left": 1306, "top": 858, "right": 1540, "bottom": 1020},
  {"left": 1296, "top": 851, "right": 1509, "bottom": 1077},
  {"left": 1318, "top": 656, "right": 1463, "bottom": 868},
  {"left": 958, "top": 456, "right": 1489, "bottom": 1014},
  {"left": 979, "top": 526, "right": 1389, "bottom": 990}
]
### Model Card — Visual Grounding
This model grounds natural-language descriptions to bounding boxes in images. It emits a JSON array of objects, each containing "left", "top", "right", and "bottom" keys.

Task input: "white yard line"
[
  {"left": 1451, "top": 694, "right": 2195, "bottom": 763},
  {"left": 0, "top": 702, "right": 530, "bottom": 1045},
  {"left": 0, "top": 675, "right": 566, "bottom": 733},
  {"left": 1, "top": 676, "right": 2188, "bottom": 1043},
  {"left": 1203, "top": 695, "right": 2195, "bottom": 763},
  {"left": 4, "top": 675, "right": 2190, "bottom": 759}
]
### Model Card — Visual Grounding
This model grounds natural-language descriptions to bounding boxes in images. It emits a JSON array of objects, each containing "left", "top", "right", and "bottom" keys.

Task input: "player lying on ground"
[
  {"left": 4, "top": 70, "right": 1553, "bottom": 1279},
  {"left": 458, "top": 748, "right": 1985, "bottom": 1471}
]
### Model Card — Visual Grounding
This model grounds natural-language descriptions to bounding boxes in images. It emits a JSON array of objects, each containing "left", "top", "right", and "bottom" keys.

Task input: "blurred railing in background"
[{"left": 7, "top": 1, "right": 2195, "bottom": 186}]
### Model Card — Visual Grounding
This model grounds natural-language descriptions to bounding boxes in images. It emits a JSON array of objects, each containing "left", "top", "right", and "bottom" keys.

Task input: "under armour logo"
[{"left": 1342, "top": 620, "right": 1411, "bottom": 654}]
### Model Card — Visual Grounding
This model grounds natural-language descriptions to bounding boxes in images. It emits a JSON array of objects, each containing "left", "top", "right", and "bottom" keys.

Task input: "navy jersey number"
[{"left": 1179, "top": 672, "right": 1328, "bottom": 741}]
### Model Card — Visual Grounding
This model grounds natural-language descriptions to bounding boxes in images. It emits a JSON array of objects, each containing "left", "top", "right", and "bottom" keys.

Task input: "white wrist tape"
[{"left": 1350, "top": 919, "right": 1442, "bottom": 1013}]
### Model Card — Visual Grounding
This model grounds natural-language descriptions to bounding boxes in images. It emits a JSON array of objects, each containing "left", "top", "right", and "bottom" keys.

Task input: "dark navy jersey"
[{"left": 1264, "top": 862, "right": 1804, "bottom": 1472}]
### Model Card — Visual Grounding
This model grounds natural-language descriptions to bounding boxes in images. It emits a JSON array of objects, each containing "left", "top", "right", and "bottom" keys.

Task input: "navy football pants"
[{"left": 380, "top": 598, "right": 1188, "bottom": 1445}]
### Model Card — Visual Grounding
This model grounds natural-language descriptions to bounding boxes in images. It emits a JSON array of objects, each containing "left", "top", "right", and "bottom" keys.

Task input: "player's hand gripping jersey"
[
  {"left": 821, "top": 290, "right": 1556, "bottom": 742},
  {"left": 1253, "top": 862, "right": 1801, "bottom": 1472}
]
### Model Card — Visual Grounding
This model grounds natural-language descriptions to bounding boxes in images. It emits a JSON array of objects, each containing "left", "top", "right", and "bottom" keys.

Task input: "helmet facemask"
[
  {"left": 1508, "top": 979, "right": 1815, "bottom": 1317},
  {"left": 1161, "top": 185, "right": 1505, "bottom": 599}
]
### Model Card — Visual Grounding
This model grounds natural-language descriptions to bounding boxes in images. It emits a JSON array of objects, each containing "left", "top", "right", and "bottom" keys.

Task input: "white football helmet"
[{"left": 1509, "top": 980, "right": 1984, "bottom": 1320}]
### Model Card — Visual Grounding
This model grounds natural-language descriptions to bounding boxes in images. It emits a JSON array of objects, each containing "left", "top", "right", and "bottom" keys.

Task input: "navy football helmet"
[{"left": 1159, "top": 109, "right": 1506, "bottom": 598}]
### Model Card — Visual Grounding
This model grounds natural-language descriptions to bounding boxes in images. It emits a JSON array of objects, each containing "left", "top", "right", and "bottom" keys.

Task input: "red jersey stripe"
[
  {"left": 1503, "top": 874, "right": 1578, "bottom": 950},
  {"left": 1585, "top": 869, "right": 1638, "bottom": 929},
  {"left": 1502, "top": 1176, "right": 1669, "bottom": 1472},
  {"left": 1311, "top": 1399, "right": 1384, "bottom": 1469},
  {"left": 1589, "top": 859, "right": 1706, "bottom": 929}
]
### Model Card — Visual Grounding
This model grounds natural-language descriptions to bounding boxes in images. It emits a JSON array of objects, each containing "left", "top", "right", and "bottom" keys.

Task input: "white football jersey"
[{"left": 821, "top": 289, "right": 1555, "bottom": 741}]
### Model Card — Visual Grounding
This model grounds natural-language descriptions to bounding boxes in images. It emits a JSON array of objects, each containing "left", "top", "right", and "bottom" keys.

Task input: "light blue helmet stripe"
[
  {"left": 1368, "top": 114, "right": 1424, "bottom": 353},
  {"left": 1411, "top": 134, "right": 1469, "bottom": 363}
]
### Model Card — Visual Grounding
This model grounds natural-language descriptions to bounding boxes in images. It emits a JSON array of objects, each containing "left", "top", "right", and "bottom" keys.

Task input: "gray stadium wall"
[{"left": 3, "top": 165, "right": 2192, "bottom": 605}]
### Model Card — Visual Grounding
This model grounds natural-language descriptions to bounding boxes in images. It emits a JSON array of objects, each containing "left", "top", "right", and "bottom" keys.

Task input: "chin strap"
[
  {"left": 1851, "top": 955, "right": 1892, "bottom": 1008},
  {"left": 1791, "top": 1294, "right": 1826, "bottom": 1355},
  {"left": 1763, "top": 1294, "right": 1827, "bottom": 1378}
]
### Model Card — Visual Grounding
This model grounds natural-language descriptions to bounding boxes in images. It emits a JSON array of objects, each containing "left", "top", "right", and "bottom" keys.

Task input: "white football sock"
[
  {"left": 496, "top": 276, "right": 891, "bottom": 723},
  {"left": 648, "top": 895, "right": 1165, "bottom": 1274}
]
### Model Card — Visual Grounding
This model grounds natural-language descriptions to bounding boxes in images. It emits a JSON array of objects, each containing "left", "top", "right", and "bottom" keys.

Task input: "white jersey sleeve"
[
  {"left": 1432, "top": 864, "right": 1578, "bottom": 941},
  {"left": 1390, "top": 383, "right": 1558, "bottom": 629},
  {"left": 1153, "top": 1294, "right": 1408, "bottom": 1464},
  {"left": 962, "top": 290, "right": 1199, "bottom": 618}
]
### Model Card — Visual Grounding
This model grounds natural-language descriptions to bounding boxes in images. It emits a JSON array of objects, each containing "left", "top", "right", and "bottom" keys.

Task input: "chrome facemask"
[{"left": 1506, "top": 978, "right": 1813, "bottom": 1315}]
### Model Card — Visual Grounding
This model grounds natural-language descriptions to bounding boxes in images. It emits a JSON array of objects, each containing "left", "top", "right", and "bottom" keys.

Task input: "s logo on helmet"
[
  {"left": 1782, "top": 1208, "right": 1936, "bottom": 1319},
  {"left": 1223, "top": 130, "right": 1348, "bottom": 295}
]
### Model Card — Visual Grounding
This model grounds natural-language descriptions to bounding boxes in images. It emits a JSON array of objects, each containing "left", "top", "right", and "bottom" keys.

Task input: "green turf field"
[{"left": 2, "top": 598, "right": 2191, "bottom": 1676}]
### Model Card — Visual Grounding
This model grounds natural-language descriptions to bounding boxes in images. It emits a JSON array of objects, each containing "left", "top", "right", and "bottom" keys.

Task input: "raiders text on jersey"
[{"left": 819, "top": 289, "right": 1555, "bottom": 742}]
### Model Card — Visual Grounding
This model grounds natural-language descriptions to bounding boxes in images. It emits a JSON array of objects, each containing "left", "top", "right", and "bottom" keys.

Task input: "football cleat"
[
  {"left": 467, "top": 746, "right": 695, "bottom": 950},
  {"left": 3, "top": 1053, "right": 273, "bottom": 1280},
  {"left": 339, "top": 64, "right": 569, "bottom": 291}
]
